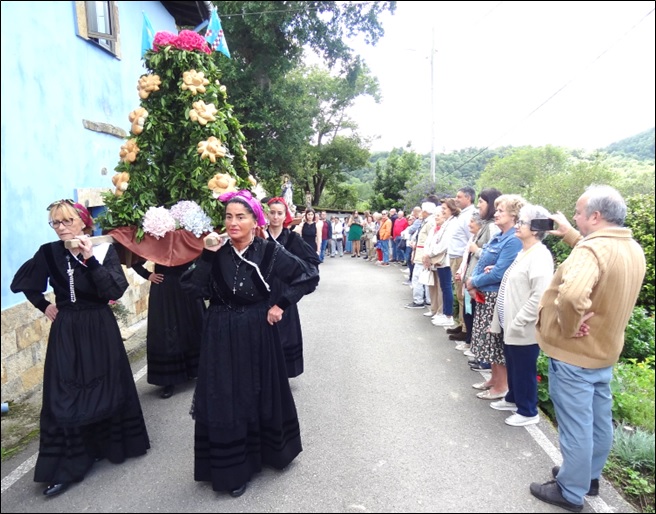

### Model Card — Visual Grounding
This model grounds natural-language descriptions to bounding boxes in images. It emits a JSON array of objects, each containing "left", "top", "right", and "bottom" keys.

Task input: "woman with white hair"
[{"left": 488, "top": 204, "right": 555, "bottom": 426}]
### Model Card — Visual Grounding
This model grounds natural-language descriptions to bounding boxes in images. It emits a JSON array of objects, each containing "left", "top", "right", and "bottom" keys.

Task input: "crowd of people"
[{"left": 10, "top": 184, "right": 646, "bottom": 512}]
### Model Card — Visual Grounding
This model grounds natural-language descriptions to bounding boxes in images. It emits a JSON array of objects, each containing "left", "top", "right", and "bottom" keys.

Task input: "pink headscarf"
[
  {"left": 74, "top": 202, "right": 94, "bottom": 228},
  {"left": 267, "top": 197, "right": 294, "bottom": 228},
  {"left": 218, "top": 189, "right": 267, "bottom": 227}
]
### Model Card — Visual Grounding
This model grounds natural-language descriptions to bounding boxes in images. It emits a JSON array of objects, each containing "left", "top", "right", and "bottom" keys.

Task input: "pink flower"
[
  {"left": 153, "top": 31, "right": 177, "bottom": 51},
  {"left": 175, "top": 30, "right": 211, "bottom": 54},
  {"left": 152, "top": 30, "right": 211, "bottom": 55}
]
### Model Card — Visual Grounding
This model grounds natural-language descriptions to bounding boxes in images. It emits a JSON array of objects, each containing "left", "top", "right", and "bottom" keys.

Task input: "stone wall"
[{"left": 1, "top": 266, "right": 151, "bottom": 403}]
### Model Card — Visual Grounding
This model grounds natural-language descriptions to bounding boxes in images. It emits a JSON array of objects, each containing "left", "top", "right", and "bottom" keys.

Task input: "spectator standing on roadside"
[
  {"left": 348, "top": 211, "right": 364, "bottom": 258},
  {"left": 529, "top": 185, "right": 645, "bottom": 513},
  {"left": 377, "top": 210, "right": 393, "bottom": 266},
  {"left": 331, "top": 216, "right": 344, "bottom": 257},
  {"left": 488, "top": 203, "right": 554, "bottom": 426},
  {"left": 319, "top": 211, "right": 332, "bottom": 263},
  {"left": 392, "top": 210, "right": 408, "bottom": 263},
  {"left": 406, "top": 201, "right": 438, "bottom": 308},
  {"left": 448, "top": 187, "right": 476, "bottom": 337}
]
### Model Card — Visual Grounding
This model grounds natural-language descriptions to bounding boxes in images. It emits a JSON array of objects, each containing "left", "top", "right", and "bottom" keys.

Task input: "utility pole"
[{"left": 430, "top": 27, "right": 436, "bottom": 184}]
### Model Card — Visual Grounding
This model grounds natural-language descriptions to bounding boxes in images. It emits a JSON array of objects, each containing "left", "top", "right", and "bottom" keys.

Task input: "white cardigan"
[{"left": 491, "top": 243, "right": 554, "bottom": 346}]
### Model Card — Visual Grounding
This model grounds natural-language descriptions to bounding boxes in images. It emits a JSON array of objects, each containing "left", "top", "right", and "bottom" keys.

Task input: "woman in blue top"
[{"left": 465, "top": 194, "right": 526, "bottom": 400}]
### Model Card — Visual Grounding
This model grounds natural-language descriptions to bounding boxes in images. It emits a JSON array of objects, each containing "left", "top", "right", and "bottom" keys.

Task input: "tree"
[
  {"left": 370, "top": 147, "right": 422, "bottom": 211},
  {"left": 212, "top": 1, "right": 396, "bottom": 197},
  {"left": 476, "top": 145, "right": 569, "bottom": 200}
]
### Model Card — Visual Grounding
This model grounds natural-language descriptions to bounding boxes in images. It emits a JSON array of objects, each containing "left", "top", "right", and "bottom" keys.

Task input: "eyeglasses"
[
  {"left": 49, "top": 218, "right": 76, "bottom": 228},
  {"left": 516, "top": 220, "right": 531, "bottom": 227},
  {"left": 47, "top": 199, "right": 75, "bottom": 211}
]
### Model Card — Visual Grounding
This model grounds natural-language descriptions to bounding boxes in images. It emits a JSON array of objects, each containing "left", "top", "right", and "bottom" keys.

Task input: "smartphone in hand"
[{"left": 530, "top": 218, "right": 555, "bottom": 231}]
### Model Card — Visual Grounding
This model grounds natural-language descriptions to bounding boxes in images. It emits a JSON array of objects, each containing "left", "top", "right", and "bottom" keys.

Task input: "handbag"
[
  {"left": 418, "top": 268, "right": 435, "bottom": 286},
  {"left": 430, "top": 250, "right": 448, "bottom": 267}
]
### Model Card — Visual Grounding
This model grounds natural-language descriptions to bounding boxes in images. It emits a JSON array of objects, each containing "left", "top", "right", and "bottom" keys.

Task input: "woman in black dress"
[
  {"left": 10, "top": 200, "right": 150, "bottom": 497},
  {"left": 181, "top": 190, "right": 319, "bottom": 497},
  {"left": 294, "top": 208, "right": 321, "bottom": 254},
  {"left": 265, "top": 197, "right": 320, "bottom": 377},
  {"left": 131, "top": 260, "right": 205, "bottom": 398}
]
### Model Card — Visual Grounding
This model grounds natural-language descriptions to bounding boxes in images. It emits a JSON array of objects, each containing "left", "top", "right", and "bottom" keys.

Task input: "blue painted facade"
[{"left": 1, "top": 2, "right": 182, "bottom": 309}]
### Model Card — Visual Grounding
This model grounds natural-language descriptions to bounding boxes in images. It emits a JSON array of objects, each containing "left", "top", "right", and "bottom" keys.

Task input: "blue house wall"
[{"left": 1, "top": 1, "right": 181, "bottom": 309}]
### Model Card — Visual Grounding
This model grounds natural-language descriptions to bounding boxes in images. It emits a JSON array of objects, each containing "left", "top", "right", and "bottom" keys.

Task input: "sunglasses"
[{"left": 47, "top": 199, "right": 75, "bottom": 211}]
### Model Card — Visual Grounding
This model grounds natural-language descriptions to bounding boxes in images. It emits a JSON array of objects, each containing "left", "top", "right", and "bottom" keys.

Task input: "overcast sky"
[{"left": 346, "top": 1, "right": 655, "bottom": 154}]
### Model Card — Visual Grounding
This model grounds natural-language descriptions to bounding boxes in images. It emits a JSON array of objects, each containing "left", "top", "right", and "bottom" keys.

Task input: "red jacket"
[{"left": 393, "top": 217, "right": 408, "bottom": 238}]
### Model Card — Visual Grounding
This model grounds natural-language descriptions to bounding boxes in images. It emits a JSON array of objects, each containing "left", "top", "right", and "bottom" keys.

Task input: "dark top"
[{"left": 301, "top": 222, "right": 318, "bottom": 251}]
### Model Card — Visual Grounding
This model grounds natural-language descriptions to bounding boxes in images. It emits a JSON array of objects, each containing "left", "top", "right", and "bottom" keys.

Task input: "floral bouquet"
[{"left": 97, "top": 28, "right": 254, "bottom": 243}]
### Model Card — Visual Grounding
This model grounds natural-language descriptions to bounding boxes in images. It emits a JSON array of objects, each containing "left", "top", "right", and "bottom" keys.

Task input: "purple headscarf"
[{"left": 218, "top": 189, "right": 266, "bottom": 227}]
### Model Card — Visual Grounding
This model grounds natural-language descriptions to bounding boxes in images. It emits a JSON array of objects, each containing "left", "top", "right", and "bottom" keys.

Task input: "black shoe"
[
  {"left": 552, "top": 466, "right": 599, "bottom": 496},
  {"left": 43, "top": 483, "right": 69, "bottom": 497},
  {"left": 405, "top": 302, "right": 425, "bottom": 309},
  {"left": 229, "top": 483, "right": 248, "bottom": 498},
  {"left": 449, "top": 332, "right": 467, "bottom": 341},
  {"left": 446, "top": 325, "right": 463, "bottom": 335},
  {"left": 160, "top": 385, "right": 174, "bottom": 399},
  {"left": 530, "top": 480, "right": 583, "bottom": 513}
]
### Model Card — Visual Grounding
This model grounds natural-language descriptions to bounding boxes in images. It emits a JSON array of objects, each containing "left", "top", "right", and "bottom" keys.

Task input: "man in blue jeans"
[
  {"left": 318, "top": 211, "right": 332, "bottom": 262},
  {"left": 529, "top": 185, "right": 645, "bottom": 513},
  {"left": 377, "top": 210, "right": 392, "bottom": 266}
]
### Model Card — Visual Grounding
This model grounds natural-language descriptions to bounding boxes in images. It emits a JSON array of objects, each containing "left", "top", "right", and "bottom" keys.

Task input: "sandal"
[
  {"left": 472, "top": 382, "right": 491, "bottom": 390},
  {"left": 476, "top": 389, "right": 508, "bottom": 400}
]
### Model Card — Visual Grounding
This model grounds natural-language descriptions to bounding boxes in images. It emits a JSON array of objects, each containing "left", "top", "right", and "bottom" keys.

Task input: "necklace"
[
  {"left": 230, "top": 252, "right": 242, "bottom": 294},
  {"left": 65, "top": 255, "right": 77, "bottom": 303},
  {"left": 229, "top": 238, "right": 255, "bottom": 294}
]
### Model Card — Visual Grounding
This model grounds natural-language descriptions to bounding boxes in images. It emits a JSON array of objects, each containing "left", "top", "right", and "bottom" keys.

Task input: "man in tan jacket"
[{"left": 530, "top": 185, "right": 646, "bottom": 513}]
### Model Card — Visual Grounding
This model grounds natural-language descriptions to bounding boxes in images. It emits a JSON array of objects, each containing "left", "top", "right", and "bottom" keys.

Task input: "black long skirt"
[
  {"left": 192, "top": 303, "right": 302, "bottom": 492},
  {"left": 145, "top": 272, "right": 203, "bottom": 386},
  {"left": 278, "top": 303, "right": 304, "bottom": 377},
  {"left": 34, "top": 305, "right": 150, "bottom": 484}
]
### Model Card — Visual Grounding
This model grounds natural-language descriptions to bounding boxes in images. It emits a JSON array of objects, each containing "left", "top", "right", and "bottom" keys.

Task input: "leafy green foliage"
[
  {"left": 622, "top": 308, "right": 655, "bottom": 364},
  {"left": 96, "top": 45, "right": 251, "bottom": 235},
  {"left": 214, "top": 1, "right": 396, "bottom": 199},
  {"left": 611, "top": 356, "right": 655, "bottom": 433},
  {"left": 625, "top": 194, "right": 655, "bottom": 313},
  {"left": 611, "top": 425, "right": 655, "bottom": 473},
  {"left": 605, "top": 457, "right": 655, "bottom": 513},
  {"left": 370, "top": 147, "right": 423, "bottom": 211}
]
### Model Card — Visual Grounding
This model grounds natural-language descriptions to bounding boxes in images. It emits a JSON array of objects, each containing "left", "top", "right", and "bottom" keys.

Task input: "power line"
[{"left": 444, "top": 6, "right": 655, "bottom": 177}]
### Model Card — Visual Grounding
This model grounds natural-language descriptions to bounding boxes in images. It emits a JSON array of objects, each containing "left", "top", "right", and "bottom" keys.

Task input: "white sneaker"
[
  {"left": 423, "top": 311, "right": 435, "bottom": 317},
  {"left": 454, "top": 343, "right": 471, "bottom": 351},
  {"left": 431, "top": 314, "right": 447, "bottom": 325},
  {"left": 505, "top": 413, "right": 540, "bottom": 426},
  {"left": 490, "top": 400, "right": 517, "bottom": 411},
  {"left": 463, "top": 349, "right": 475, "bottom": 357},
  {"left": 433, "top": 316, "right": 455, "bottom": 327}
]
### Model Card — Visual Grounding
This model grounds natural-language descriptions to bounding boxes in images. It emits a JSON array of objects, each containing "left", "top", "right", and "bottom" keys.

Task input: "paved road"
[{"left": 1, "top": 255, "right": 634, "bottom": 513}]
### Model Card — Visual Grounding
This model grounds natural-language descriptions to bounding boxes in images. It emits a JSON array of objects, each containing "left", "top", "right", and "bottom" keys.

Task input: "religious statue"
[{"left": 281, "top": 175, "right": 294, "bottom": 208}]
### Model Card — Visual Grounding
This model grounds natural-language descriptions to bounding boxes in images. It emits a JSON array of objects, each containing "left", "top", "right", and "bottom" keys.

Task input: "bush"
[
  {"left": 536, "top": 352, "right": 555, "bottom": 419},
  {"left": 611, "top": 425, "right": 655, "bottom": 473},
  {"left": 622, "top": 307, "right": 656, "bottom": 364},
  {"left": 611, "top": 356, "right": 655, "bottom": 433},
  {"left": 625, "top": 194, "right": 655, "bottom": 314}
]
